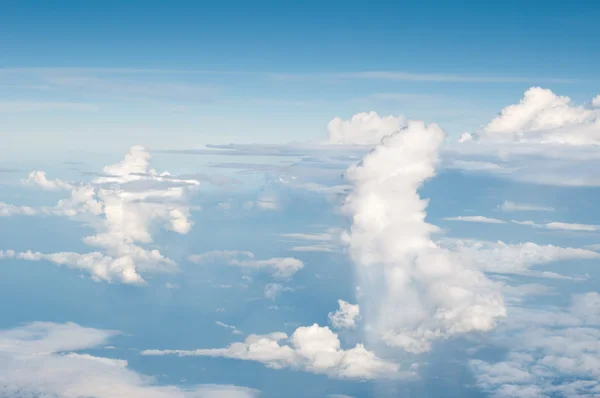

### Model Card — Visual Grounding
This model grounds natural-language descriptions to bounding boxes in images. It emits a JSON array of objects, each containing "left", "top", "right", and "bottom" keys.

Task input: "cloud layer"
[{"left": 0, "top": 321, "right": 258, "bottom": 398}]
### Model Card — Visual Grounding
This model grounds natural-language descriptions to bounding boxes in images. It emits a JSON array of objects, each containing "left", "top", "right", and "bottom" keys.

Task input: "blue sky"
[
  {"left": 1, "top": 0, "right": 599, "bottom": 157},
  {"left": 1, "top": 2, "right": 600, "bottom": 398}
]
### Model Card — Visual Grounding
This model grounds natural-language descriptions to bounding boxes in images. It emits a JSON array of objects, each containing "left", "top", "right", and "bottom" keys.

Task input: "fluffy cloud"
[
  {"left": 440, "top": 239, "right": 600, "bottom": 279},
  {"left": 448, "top": 87, "right": 600, "bottom": 186},
  {"left": 0, "top": 322, "right": 258, "bottom": 398},
  {"left": 23, "top": 170, "right": 74, "bottom": 190},
  {"left": 482, "top": 87, "right": 599, "bottom": 145},
  {"left": 328, "top": 300, "right": 360, "bottom": 330},
  {"left": 143, "top": 323, "right": 405, "bottom": 380},
  {"left": 471, "top": 293, "right": 600, "bottom": 397},
  {"left": 1, "top": 146, "right": 200, "bottom": 284},
  {"left": 189, "top": 250, "right": 304, "bottom": 278},
  {"left": 327, "top": 112, "right": 407, "bottom": 145},
  {"left": 342, "top": 120, "right": 505, "bottom": 354}
]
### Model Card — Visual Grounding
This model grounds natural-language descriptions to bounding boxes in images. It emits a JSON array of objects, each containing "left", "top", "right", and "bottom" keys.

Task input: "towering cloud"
[{"left": 343, "top": 120, "right": 506, "bottom": 353}]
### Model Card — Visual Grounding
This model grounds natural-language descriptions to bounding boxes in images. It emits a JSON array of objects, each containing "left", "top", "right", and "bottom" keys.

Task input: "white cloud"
[
  {"left": 288, "top": 244, "right": 337, "bottom": 252},
  {"left": 216, "top": 322, "right": 243, "bottom": 335},
  {"left": 343, "top": 120, "right": 505, "bottom": 354},
  {"left": 23, "top": 170, "right": 74, "bottom": 190},
  {"left": 446, "top": 88, "right": 600, "bottom": 186},
  {"left": 443, "top": 216, "right": 507, "bottom": 224},
  {"left": 471, "top": 293, "right": 600, "bottom": 397},
  {"left": 327, "top": 112, "right": 407, "bottom": 145},
  {"left": 444, "top": 159, "right": 515, "bottom": 174},
  {"left": 142, "top": 323, "right": 406, "bottom": 380},
  {"left": 510, "top": 219, "right": 600, "bottom": 232},
  {"left": 442, "top": 215, "right": 599, "bottom": 232},
  {"left": 1, "top": 146, "right": 201, "bottom": 284},
  {"left": 544, "top": 221, "right": 599, "bottom": 232},
  {"left": 499, "top": 201, "right": 555, "bottom": 212},
  {"left": 264, "top": 283, "right": 293, "bottom": 300},
  {"left": 328, "top": 300, "right": 360, "bottom": 330},
  {"left": 189, "top": 251, "right": 304, "bottom": 278},
  {"left": 281, "top": 228, "right": 343, "bottom": 253},
  {"left": 483, "top": 87, "right": 598, "bottom": 145},
  {"left": 0, "top": 202, "right": 37, "bottom": 217},
  {"left": 0, "top": 321, "right": 258, "bottom": 398},
  {"left": 440, "top": 239, "right": 600, "bottom": 279}
]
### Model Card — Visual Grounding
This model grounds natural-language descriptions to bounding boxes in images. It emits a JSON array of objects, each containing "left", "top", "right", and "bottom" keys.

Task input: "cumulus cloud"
[
  {"left": 22, "top": 170, "right": 74, "bottom": 191},
  {"left": 440, "top": 239, "right": 600, "bottom": 279},
  {"left": 447, "top": 87, "right": 600, "bottom": 186},
  {"left": 327, "top": 112, "right": 407, "bottom": 145},
  {"left": 0, "top": 321, "right": 258, "bottom": 398},
  {"left": 143, "top": 323, "right": 406, "bottom": 380},
  {"left": 328, "top": 300, "right": 361, "bottom": 330},
  {"left": 343, "top": 120, "right": 505, "bottom": 354},
  {"left": 0, "top": 202, "right": 37, "bottom": 217},
  {"left": 482, "top": 87, "right": 599, "bottom": 145},
  {"left": 499, "top": 201, "right": 555, "bottom": 212},
  {"left": 1, "top": 146, "right": 201, "bottom": 284},
  {"left": 189, "top": 250, "right": 304, "bottom": 278},
  {"left": 443, "top": 216, "right": 507, "bottom": 224},
  {"left": 471, "top": 292, "right": 600, "bottom": 397}
]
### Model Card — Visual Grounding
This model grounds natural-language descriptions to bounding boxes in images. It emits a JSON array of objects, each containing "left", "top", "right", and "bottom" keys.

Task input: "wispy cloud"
[
  {"left": 499, "top": 201, "right": 555, "bottom": 212},
  {"left": 0, "top": 67, "right": 577, "bottom": 84},
  {"left": 0, "top": 101, "right": 98, "bottom": 112}
]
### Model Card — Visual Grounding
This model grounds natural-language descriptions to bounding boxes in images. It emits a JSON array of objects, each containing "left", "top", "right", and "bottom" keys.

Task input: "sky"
[{"left": 1, "top": 2, "right": 600, "bottom": 398}]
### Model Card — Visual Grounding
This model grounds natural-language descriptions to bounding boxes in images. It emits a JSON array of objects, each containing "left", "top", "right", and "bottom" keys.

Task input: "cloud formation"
[
  {"left": 440, "top": 239, "right": 600, "bottom": 279},
  {"left": 448, "top": 87, "right": 600, "bottom": 186},
  {"left": 143, "top": 323, "right": 405, "bottom": 380},
  {"left": 482, "top": 87, "right": 599, "bottom": 145},
  {"left": 471, "top": 293, "right": 600, "bottom": 397},
  {"left": 0, "top": 321, "right": 258, "bottom": 398},
  {"left": 189, "top": 250, "right": 304, "bottom": 278},
  {"left": 327, "top": 112, "right": 407, "bottom": 145},
  {"left": 264, "top": 283, "right": 294, "bottom": 300},
  {"left": 499, "top": 201, "right": 555, "bottom": 212},
  {"left": 343, "top": 120, "right": 505, "bottom": 353},
  {"left": 328, "top": 300, "right": 361, "bottom": 330},
  {"left": 443, "top": 216, "right": 507, "bottom": 224},
  {"left": 1, "top": 146, "right": 201, "bottom": 284}
]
